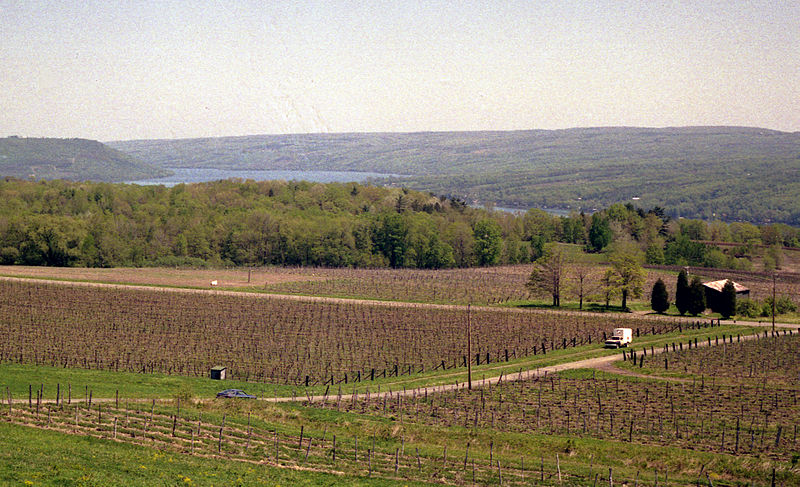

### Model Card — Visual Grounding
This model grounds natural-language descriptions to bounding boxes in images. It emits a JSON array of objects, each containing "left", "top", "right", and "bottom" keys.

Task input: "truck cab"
[{"left": 604, "top": 327, "right": 633, "bottom": 348}]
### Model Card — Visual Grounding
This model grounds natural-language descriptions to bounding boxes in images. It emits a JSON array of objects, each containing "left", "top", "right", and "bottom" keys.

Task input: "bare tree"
[
  {"left": 526, "top": 244, "right": 567, "bottom": 306},
  {"left": 568, "top": 262, "right": 599, "bottom": 310}
]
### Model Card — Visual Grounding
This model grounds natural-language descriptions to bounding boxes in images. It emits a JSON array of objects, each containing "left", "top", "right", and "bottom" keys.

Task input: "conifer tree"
[
  {"left": 651, "top": 278, "right": 669, "bottom": 314},
  {"left": 718, "top": 280, "right": 737, "bottom": 318},
  {"left": 675, "top": 269, "right": 690, "bottom": 315},
  {"left": 687, "top": 276, "right": 707, "bottom": 316}
]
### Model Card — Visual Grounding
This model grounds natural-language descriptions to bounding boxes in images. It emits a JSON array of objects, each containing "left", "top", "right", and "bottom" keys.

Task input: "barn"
[{"left": 702, "top": 279, "right": 749, "bottom": 313}]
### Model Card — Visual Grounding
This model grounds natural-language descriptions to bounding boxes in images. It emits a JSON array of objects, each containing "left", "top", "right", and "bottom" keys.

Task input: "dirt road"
[{"left": 267, "top": 326, "right": 786, "bottom": 403}]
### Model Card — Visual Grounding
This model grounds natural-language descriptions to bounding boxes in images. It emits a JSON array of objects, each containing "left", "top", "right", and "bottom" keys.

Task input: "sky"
[{"left": 2, "top": 1, "right": 799, "bottom": 141}]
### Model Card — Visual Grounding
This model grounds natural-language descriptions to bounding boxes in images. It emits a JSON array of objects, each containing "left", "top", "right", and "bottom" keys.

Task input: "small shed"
[
  {"left": 210, "top": 366, "right": 227, "bottom": 380},
  {"left": 702, "top": 279, "right": 749, "bottom": 313}
]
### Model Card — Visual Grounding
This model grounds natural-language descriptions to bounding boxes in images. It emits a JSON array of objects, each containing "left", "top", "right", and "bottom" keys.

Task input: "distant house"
[{"left": 702, "top": 279, "right": 749, "bottom": 313}]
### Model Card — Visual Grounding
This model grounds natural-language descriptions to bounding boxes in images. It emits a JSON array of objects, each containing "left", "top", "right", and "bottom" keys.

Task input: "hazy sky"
[{"left": 2, "top": 1, "right": 798, "bottom": 141}]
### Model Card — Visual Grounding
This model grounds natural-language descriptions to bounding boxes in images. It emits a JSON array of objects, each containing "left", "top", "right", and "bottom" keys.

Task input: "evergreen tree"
[
  {"left": 650, "top": 278, "right": 669, "bottom": 314},
  {"left": 675, "top": 269, "right": 690, "bottom": 315},
  {"left": 718, "top": 280, "right": 737, "bottom": 318},
  {"left": 687, "top": 276, "right": 707, "bottom": 316}
]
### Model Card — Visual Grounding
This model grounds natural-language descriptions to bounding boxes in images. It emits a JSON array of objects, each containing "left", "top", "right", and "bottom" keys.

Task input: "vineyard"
[
  {"left": 315, "top": 368, "right": 799, "bottom": 459},
  {"left": 0, "top": 264, "right": 541, "bottom": 305},
  {"left": 263, "top": 265, "right": 535, "bottom": 304},
  {"left": 0, "top": 395, "right": 596, "bottom": 486},
  {"left": 629, "top": 331, "right": 800, "bottom": 386},
  {"left": 0, "top": 279, "right": 682, "bottom": 384},
  {"left": 2, "top": 263, "right": 798, "bottom": 309},
  {"left": 298, "top": 332, "right": 800, "bottom": 481},
  {"left": 1, "top": 274, "right": 797, "bottom": 485},
  {"left": 0, "top": 396, "right": 702, "bottom": 486},
  {"left": 2, "top": 333, "right": 796, "bottom": 485}
]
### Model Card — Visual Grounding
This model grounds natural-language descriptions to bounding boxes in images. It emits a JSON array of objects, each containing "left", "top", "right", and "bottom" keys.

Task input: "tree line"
[
  {"left": 0, "top": 179, "right": 534, "bottom": 269},
  {"left": 651, "top": 270, "right": 797, "bottom": 319},
  {"left": 525, "top": 241, "right": 647, "bottom": 311},
  {"left": 0, "top": 179, "right": 797, "bottom": 270}
]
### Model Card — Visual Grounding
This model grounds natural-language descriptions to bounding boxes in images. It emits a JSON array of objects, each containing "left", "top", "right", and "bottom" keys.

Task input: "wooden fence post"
[
  {"left": 557, "top": 453, "right": 562, "bottom": 484},
  {"left": 497, "top": 459, "right": 503, "bottom": 485}
]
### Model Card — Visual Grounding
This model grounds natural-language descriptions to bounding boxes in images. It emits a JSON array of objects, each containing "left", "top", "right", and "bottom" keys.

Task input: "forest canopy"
[
  {"left": 0, "top": 179, "right": 797, "bottom": 270},
  {"left": 0, "top": 179, "right": 531, "bottom": 269}
]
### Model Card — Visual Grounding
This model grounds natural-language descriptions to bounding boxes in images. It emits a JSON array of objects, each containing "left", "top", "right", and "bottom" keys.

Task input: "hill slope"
[
  {"left": 109, "top": 127, "right": 800, "bottom": 224},
  {"left": 0, "top": 137, "right": 170, "bottom": 182}
]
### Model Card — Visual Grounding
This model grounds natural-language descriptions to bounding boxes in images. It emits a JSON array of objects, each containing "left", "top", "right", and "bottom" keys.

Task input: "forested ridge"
[
  {"left": 0, "top": 136, "right": 170, "bottom": 182},
  {"left": 1, "top": 178, "right": 799, "bottom": 271},
  {"left": 110, "top": 126, "right": 800, "bottom": 225}
]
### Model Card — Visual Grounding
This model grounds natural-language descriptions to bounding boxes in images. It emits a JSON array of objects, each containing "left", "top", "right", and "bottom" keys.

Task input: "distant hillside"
[
  {"left": 0, "top": 137, "right": 170, "bottom": 182},
  {"left": 109, "top": 127, "right": 800, "bottom": 225}
]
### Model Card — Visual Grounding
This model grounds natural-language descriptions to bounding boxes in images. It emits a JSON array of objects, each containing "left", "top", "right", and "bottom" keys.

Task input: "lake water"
[
  {"left": 127, "top": 168, "right": 401, "bottom": 186},
  {"left": 476, "top": 205, "right": 574, "bottom": 217}
]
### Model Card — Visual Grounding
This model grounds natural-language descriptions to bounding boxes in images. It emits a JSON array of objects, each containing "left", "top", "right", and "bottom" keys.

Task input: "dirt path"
[
  {"left": 719, "top": 318, "right": 800, "bottom": 330},
  {"left": 264, "top": 328, "right": 777, "bottom": 403}
]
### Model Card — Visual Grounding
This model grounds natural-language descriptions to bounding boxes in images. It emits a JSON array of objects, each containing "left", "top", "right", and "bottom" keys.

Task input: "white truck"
[{"left": 604, "top": 328, "right": 633, "bottom": 348}]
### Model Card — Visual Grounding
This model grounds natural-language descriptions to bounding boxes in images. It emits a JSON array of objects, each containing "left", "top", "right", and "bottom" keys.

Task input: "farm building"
[{"left": 702, "top": 279, "right": 749, "bottom": 313}]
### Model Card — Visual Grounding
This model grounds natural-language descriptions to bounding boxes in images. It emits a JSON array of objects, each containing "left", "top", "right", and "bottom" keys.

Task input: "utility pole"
[
  {"left": 467, "top": 303, "right": 472, "bottom": 390},
  {"left": 772, "top": 272, "right": 776, "bottom": 333}
]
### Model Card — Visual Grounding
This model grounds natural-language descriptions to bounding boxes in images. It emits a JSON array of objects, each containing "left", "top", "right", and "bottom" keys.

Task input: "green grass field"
[
  {"left": 0, "top": 422, "right": 418, "bottom": 487},
  {"left": 2, "top": 366, "right": 795, "bottom": 486}
]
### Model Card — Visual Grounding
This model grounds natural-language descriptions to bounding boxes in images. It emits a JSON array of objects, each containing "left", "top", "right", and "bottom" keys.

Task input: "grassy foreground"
[{"left": 0, "top": 422, "right": 417, "bottom": 487}]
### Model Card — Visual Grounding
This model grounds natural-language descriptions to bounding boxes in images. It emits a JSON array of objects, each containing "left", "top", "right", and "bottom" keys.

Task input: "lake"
[
  {"left": 474, "top": 205, "right": 575, "bottom": 217},
  {"left": 126, "top": 168, "right": 402, "bottom": 186}
]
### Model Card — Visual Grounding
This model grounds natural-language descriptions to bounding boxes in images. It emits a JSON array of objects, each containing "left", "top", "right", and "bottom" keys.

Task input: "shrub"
[
  {"left": 738, "top": 296, "right": 797, "bottom": 318},
  {"left": 736, "top": 298, "right": 760, "bottom": 318},
  {"left": 763, "top": 296, "right": 798, "bottom": 315},
  {"left": 778, "top": 296, "right": 798, "bottom": 313}
]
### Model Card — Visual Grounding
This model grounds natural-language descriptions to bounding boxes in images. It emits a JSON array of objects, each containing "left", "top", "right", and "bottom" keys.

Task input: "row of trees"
[
  {"left": 650, "top": 270, "right": 737, "bottom": 318},
  {"left": 525, "top": 242, "right": 646, "bottom": 310},
  {"left": 0, "top": 179, "right": 534, "bottom": 269},
  {"left": 521, "top": 203, "right": 794, "bottom": 273},
  {"left": 0, "top": 178, "right": 796, "bottom": 271}
]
